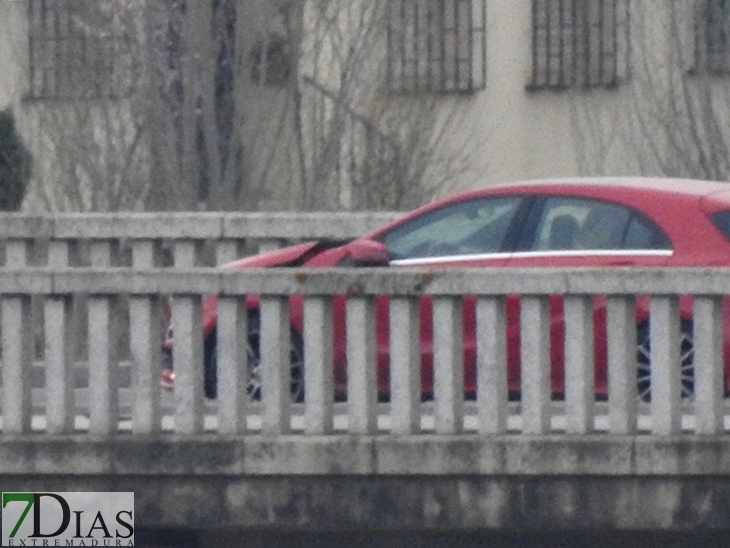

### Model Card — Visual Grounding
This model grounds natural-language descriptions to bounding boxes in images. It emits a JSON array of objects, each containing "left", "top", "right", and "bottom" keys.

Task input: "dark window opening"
[
  {"left": 694, "top": 0, "right": 730, "bottom": 74},
  {"left": 387, "top": 0, "right": 486, "bottom": 94},
  {"left": 528, "top": 0, "right": 630, "bottom": 91}
]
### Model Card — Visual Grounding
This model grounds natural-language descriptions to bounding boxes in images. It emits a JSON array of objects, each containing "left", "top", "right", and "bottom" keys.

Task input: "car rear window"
[{"left": 711, "top": 210, "right": 730, "bottom": 241}]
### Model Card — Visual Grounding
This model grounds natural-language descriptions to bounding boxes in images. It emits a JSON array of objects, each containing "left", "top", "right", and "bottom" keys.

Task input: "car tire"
[
  {"left": 203, "top": 312, "right": 305, "bottom": 402},
  {"left": 636, "top": 320, "right": 695, "bottom": 402}
]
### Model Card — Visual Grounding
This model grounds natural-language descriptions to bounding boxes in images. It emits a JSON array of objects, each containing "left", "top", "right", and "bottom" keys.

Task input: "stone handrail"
[
  {"left": 0, "top": 212, "right": 401, "bottom": 267},
  {"left": 0, "top": 266, "right": 727, "bottom": 438}
]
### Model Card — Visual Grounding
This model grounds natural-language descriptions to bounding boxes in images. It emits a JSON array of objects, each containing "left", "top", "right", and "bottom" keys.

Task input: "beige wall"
[
  {"left": 0, "top": 1, "right": 27, "bottom": 109},
  {"left": 295, "top": 0, "right": 649, "bottom": 199},
  {"left": 456, "top": 0, "right": 730, "bottom": 191},
  {"left": 447, "top": 1, "right": 616, "bottom": 189}
]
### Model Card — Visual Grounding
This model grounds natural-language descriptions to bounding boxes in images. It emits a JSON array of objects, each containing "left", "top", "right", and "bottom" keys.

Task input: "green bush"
[{"left": 0, "top": 109, "right": 31, "bottom": 211}]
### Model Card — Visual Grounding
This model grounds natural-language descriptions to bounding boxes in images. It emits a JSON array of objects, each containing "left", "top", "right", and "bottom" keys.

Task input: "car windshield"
[{"left": 379, "top": 197, "right": 520, "bottom": 260}]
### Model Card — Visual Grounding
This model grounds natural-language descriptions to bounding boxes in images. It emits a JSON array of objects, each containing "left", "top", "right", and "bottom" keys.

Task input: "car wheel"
[
  {"left": 204, "top": 313, "right": 305, "bottom": 402},
  {"left": 636, "top": 320, "right": 694, "bottom": 402}
]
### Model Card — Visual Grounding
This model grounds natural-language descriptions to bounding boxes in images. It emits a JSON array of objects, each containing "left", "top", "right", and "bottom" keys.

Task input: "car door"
[
  {"left": 371, "top": 195, "right": 528, "bottom": 396},
  {"left": 505, "top": 196, "right": 674, "bottom": 396}
]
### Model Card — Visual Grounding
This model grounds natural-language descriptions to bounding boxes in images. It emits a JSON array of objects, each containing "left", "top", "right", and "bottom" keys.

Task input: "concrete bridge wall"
[{"left": 0, "top": 214, "right": 730, "bottom": 532}]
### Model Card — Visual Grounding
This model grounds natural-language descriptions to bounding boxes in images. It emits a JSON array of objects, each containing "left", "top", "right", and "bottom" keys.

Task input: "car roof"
[
  {"left": 367, "top": 177, "right": 730, "bottom": 241},
  {"left": 470, "top": 176, "right": 729, "bottom": 198}
]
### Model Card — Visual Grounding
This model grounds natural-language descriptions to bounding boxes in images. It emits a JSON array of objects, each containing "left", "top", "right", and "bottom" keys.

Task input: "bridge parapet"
[
  {"left": 0, "top": 267, "right": 727, "bottom": 437},
  {"left": 1, "top": 266, "right": 730, "bottom": 530},
  {"left": 0, "top": 211, "right": 400, "bottom": 267}
]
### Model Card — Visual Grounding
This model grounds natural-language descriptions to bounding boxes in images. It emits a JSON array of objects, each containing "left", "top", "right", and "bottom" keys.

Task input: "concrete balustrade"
[
  {"left": 0, "top": 267, "right": 728, "bottom": 437},
  {"left": 0, "top": 212, "right": 400, "bottom": 267}
]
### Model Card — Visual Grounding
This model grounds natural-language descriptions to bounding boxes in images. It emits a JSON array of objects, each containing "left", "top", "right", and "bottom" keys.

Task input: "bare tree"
[
  {"left": 293, "top": 0, "right": 482, "bottom": 211},
  {"left": 24, "top": 0, "right": 486, "bottom": 212},
  {"left": 23, "top": 0, "right": 150, "bottom": 211}
]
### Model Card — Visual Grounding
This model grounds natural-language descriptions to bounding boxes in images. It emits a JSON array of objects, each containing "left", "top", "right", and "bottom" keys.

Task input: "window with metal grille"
[
  {"left": 27, "top": 0, "right": 137, "bottom": 100},
  {"left": 528, "top": 0, "right": 629, "bottom": 91},
  {"left": 387, "top": 0, "right": 486, "bottom": 94},
  {"left": 694, "top": 0, "right": 730, "bottom": 73}
]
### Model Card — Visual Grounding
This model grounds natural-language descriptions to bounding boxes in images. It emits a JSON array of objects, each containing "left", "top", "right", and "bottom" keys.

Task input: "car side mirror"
[{"left": 347, "top": 239, "right": 391, "bottom": 266}]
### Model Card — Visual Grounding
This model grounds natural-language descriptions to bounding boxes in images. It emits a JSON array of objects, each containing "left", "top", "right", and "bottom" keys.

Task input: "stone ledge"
[
  {"left": 3, "top": 267, "right": 730, "bottom": 296},
  {"left": 0, "top": 212, "right": 400, "bottom": 240},
  {"left": 1, "top": 436, "right": 730, "bottom": 476}
]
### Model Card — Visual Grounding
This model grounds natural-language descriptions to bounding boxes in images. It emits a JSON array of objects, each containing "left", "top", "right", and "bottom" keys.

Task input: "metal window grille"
[
  {"left": 695, "top": 0, "right": 730, "bottom": 73},
  {"left": 27, "top": 0, "right": 136, "bottom": 100},
  {"left": 387, "top": 0, "right": 486, "bottom": 94},
  {"left": 529, "top": 0, "right": 629, "bottom": 90}
]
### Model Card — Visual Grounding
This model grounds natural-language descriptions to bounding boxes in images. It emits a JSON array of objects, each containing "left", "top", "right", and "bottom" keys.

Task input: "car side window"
[
  {"left": 379, "top": 197, "right": 521, "bottom": 260},
  {"left": 531, "top": 197, "right": 671, "bottom": 251},
  {"left": 623, "top": 215, "right": 672, "bottom": 249}
]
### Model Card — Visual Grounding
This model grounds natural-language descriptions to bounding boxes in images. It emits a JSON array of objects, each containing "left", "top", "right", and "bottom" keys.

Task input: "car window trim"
[
  {"left": 390, "top": 248, "right": 673, "bottom": 266},
  {"left": 509, "top": 249, "right": 674, "bottom": 259},
  {"left": 390, "top": 252, "right": 514, "bottom": 266}
]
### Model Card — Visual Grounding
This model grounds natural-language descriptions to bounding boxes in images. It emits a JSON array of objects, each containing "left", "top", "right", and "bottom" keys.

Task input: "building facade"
[{"left": 0, "top": 0, "right": 728, "bottom": 212}]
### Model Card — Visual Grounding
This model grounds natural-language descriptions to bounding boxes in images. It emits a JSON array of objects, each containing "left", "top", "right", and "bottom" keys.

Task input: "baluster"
[
  {"left": 564, "top": 295, "right": 594, "bottom": 433},
  {"left": 216, "top": 239, "right": 239, "bottom": 266},
  {"left": 130, "top": 295, "right": 162, "bottom": 434},
  {"left": 2, "top": 296, "right": 33, "bottom": 433},
  {"left": 45, "top": 295, "right": 74, "bottom": 433},
  {"left": 521, "top": 296, "right": 551, "bottom": 434},
  {"left": 607, "top": 296, "right": 637, "bottom": 434},
  {"left": 258, "top": 239, "right": 283, "bottom": 254},
  {"left": 88, "top": 294, "right": 119, "bottom": 435},
  {"left": 88, "top": 242, "right": 115, "bottom": 433},
  {"left": 433, "top": 297, "right": 464, "bottom": 434},
  {"left": 132, "top": 240, "right": 155, "bottom": 269},
  {"left": 693, "top": 296, "right": 723, "bottom": 434},
  {"left": 90, "top": 240, "right": 112, "bottom": 267},
  {"left": 174, "top": 240, "right": 196, "bottom": 268},
  {"left": 48, "top": 240, "right": 69, "bottom": 268},
  {"left": 5, "top": 239, "right": 29, "bottom": 268},
  {"left": 171, "top": 294, "right": 204, "bottom": 433},
  {"left": 260, "top": 296, "right": 291, "bottom": 435},
  {"left": 304, "top": 297, "right": 334, "bottom": 435},
  {"left": 217, "top": 296, "right": 248, "bottom": 434},
  {"left": 476, "top": 296, "right": 507, "bottom": 435},
  {"left": 389, "top": 297, "right": 420, "bottom": 435},
  {"left": 346, "top": 297, "right": 377, "bottom": 434},
  {"left": 650, "top": 296, "right": 681, "bottom": 435}
]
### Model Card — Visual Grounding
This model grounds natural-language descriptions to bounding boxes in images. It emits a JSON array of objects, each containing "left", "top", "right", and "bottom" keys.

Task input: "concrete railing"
[
  {"left": 0, "top": 212, "right": 400, "bottom": 267},
  {"left": 0, "top": 267, "right": 728, "bottom": 438}
]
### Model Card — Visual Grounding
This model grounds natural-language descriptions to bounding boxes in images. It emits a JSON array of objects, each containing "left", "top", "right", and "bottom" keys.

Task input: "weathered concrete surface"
[
  {"left": 2, "top": 436, "right": 730, "bottom": 530},
  {"left": 0, "top": 212, "right": 400, "bottom": 239},
  {"left": 6, "top": 266, "right": 730, "bottom": 296}
]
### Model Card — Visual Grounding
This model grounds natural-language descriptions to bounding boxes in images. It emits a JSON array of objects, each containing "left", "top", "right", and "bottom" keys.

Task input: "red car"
[{"left": 165, "top": 177, "right": 730, "bottom": 402}]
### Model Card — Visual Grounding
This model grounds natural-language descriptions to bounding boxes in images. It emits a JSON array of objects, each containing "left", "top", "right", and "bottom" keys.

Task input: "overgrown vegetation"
[{"left": 0, "top": 109, "right": 31, "bottom": 211}]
